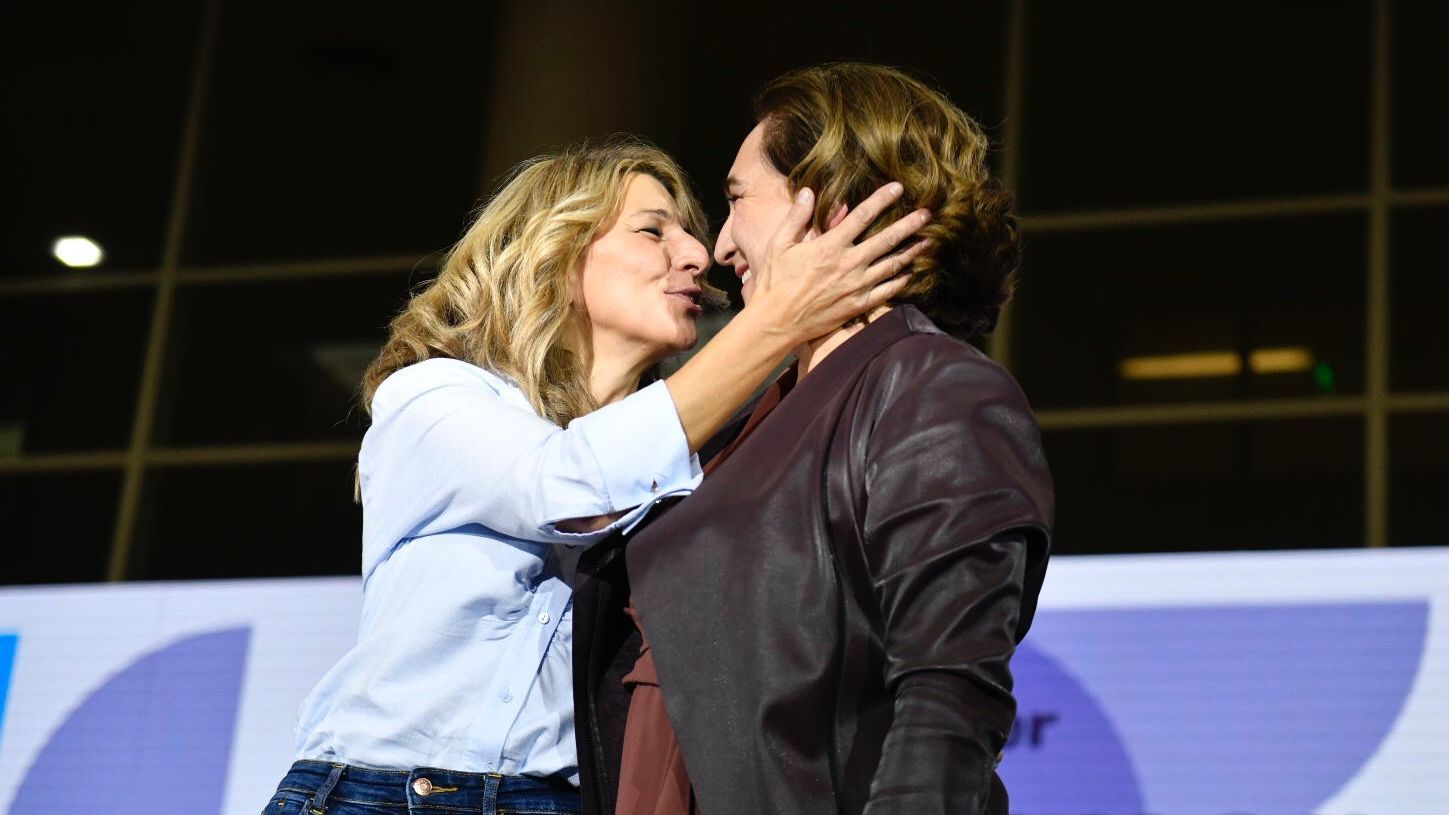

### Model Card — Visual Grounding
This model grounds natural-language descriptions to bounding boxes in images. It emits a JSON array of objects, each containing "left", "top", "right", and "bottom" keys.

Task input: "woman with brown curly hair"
[{"left": 574, "top": 65, "right": 1054, "bottom": 815}]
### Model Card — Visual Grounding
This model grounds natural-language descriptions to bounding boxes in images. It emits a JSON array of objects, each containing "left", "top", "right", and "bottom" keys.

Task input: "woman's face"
[
  {"left": 715, "top": 122, "right": 794, "bottom": 304},
  {"left": 579, "top": 173, "right": 711, "bottom": 362}
]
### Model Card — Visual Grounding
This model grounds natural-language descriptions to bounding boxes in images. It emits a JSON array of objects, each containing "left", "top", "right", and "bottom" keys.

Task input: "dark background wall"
[{"left": 3, "top": 0, "right": 1446, "bottom": 584}]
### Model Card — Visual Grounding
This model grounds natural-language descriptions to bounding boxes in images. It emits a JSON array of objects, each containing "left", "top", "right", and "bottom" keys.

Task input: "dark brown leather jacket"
[{"left": 575, "top": 306, "right": 1053, "bottom": 815}]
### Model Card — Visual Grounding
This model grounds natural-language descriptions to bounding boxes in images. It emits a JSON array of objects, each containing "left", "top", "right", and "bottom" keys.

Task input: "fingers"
[
  {"left": 850, "top": 207, "right": 931, "bottom": 266},
  {"left": 805, "top": 201, "right": 850, "bottom": 241},
  {"left": 821, "top": 181, "right": 904, "bottom": 248},
  {"left": 864, "top": 269, "right": 913, "bottom": 311},
  {"left": 862, "top": 237, "right": 932, "bottom": 285}
]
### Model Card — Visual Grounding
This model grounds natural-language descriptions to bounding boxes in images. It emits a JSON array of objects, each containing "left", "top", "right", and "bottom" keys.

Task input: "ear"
[{"left": 805, "top": 201, "right": 850, "bottom": 240}]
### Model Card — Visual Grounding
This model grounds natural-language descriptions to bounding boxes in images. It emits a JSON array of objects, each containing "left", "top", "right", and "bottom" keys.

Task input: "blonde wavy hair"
[
  {"left": 756, "top": 63, "right": 1021, "bottom": 339},
  {"left": 360, "top": 137, "right": 717, "bottom": 428}
]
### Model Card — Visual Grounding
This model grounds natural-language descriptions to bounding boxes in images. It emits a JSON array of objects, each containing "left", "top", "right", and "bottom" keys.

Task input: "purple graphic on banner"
[
  {"left": 0, "top": 634, "right": 16, "bottom": 751},
  {"left": 1000, "top": 641, "right": 1144, "bottom": 813},
  {"left": 1002, "top": 602, "right": 1428, "bottom": 815},
  {"left": 11, "top": 627, "right": 251, "bottom": 815}
]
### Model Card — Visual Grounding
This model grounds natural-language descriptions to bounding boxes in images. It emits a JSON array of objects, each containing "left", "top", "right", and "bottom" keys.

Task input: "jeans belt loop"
[{"left": 308, "top": 763, "right": 346, "bottom": 814}]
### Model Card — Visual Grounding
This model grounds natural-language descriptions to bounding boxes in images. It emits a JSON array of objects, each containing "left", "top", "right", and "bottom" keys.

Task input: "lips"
[{"left": 666, "top": 287, "right": 704, "bottom": 313}]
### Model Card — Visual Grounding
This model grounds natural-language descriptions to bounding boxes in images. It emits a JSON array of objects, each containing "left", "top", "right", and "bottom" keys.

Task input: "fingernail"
[
  {"left": 797, "top": 187, "right": 813, "bottom": 204},
  {"left": 889, "top": 182, "right": 904, "bottom": 195},
  {"left": 919, "top": 210, "right": 932, "bottom": 222}
]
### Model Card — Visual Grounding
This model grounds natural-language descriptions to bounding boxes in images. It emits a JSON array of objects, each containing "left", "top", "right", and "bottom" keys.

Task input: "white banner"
[{"left": 0, "top": 547, "right": 1444, "bottom": 815}]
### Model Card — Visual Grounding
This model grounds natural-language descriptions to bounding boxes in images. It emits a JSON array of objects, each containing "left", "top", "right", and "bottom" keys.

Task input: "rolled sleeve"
[
  {"left": 858, "top": 351, "right": 1053, "bottom": 814},
  {"left": 558, "top": 379, "right": 702, "bottom": 535},
  {"left": 361, "top": 361, "right": 700, "bottom": 575}
]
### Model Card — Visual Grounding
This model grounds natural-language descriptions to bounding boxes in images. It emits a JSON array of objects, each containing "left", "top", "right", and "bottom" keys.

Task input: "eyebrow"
[{"left": 631, "top": 207, "right": 676, "bottom": 221}]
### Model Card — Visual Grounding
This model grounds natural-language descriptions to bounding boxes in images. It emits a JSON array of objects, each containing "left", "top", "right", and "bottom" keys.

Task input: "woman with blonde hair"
[
  {"left": 576, "top": 65, "right": 1053, "bottom": 815},
  {"left": 260, "top": 137, "right": 927, "bottom": 815}
]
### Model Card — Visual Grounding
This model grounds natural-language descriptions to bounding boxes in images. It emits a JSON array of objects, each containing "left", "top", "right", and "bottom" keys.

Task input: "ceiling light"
[{"left": 52, "top": 236, "right": 104, "bottom": 268}]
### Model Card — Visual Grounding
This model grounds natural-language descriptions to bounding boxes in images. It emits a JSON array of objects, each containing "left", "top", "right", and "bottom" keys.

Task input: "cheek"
[
  {"left": 585, "top": 274, "right": 641, "bottom": 327},
  {"left": 738, "top": 201, "right": 789, "bottom": 256},
  {"left": 734, "top": 211, "right": 763, "bottom": 256},
  {"left": 580, "top": 245, "right": 677, "bottom": 338},
  {"left": 580, "top": 250, "right": 634, "bottom": 323}
]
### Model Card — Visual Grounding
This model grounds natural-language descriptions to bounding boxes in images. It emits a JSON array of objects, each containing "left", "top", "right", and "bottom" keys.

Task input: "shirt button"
[
  {"left": 500, "top": 688, "right": 513, "bottom": 703},
  {"left": 537, "top": 611, "right": 550, "bottom": 625},
  {"left": 412, "top": 778, "right": 434, "bottom": 797}
]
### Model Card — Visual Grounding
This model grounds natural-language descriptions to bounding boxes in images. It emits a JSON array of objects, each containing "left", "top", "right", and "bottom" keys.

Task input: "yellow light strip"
[
  {"left": 1120, "top": 347, "right": 1317, "bottom": 380},
  {"left": 1249, "top": 347, "right": 1315, "bottom": 374},
  {"left": 1119, "top": 352, "right": 1242, "bottom": 380}
]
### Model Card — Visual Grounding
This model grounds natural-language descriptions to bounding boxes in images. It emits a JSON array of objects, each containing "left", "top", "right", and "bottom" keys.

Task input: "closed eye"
[{"left": 636, "top": 226, "right": 664, "bottom": 238}]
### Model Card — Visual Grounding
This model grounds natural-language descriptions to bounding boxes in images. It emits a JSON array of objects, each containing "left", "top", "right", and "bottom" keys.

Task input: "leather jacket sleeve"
[{"left": 858, "top": 353, "right": 1052, "bottom": 815}]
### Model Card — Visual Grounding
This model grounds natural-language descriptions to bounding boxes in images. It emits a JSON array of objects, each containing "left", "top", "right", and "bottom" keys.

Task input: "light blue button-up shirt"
[{"left": 294, "top": 358, "right": 700, "bottom": 782}]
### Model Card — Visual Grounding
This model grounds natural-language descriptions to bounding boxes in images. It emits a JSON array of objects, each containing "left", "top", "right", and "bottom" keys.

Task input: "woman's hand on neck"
[{"left": 794, "top": 304, "right": 893, "bottom": 379}]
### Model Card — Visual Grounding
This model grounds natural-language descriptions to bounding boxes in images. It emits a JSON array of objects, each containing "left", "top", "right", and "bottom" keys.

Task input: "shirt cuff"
[{"left": 544, "top": 379, "right": 701, "bottom": 543}]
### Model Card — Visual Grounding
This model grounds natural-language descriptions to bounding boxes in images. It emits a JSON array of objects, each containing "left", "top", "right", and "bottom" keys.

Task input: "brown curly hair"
[{"left": 755, "top": 62, "right": 1021, "bottom": 339}]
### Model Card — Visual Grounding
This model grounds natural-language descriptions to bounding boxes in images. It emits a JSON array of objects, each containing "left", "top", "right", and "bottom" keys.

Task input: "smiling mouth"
[{"left": 737, "top": 263, "right": 752, "bottom": 285}]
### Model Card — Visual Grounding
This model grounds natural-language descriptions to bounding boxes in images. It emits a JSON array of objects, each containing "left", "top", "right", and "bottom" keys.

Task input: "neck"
[
  {"left": 795, "top": 305, "right": 893, "bottom": 379},
  {"left": 587, "top": 340, "right": 657, "bottom": 406}
]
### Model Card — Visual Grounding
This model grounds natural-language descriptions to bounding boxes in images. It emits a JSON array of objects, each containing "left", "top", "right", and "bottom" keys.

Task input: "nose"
[
  {"left": 677, "top": 233, "right": 710, "bottom": 280},
  {"left": 714, "top": 213, "right": 737, "bottom": 268}
]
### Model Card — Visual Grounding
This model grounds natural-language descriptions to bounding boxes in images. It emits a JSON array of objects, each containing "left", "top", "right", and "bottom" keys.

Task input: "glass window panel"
[
  {"left": 1393, "top": 2, "right": 1449, "bottom": 188},
  {"left": 1012, "top": 214, "right": 1365, "bottom": 409},
  {"left": 0, "top": 3, "right": 199, "bottom": 276},
  {"left": 182, "top": 1, "right": 498, "bottom": 264},
  {"left": 155, "top": 274, "right": 412, "bottom": 446},
  {"left": 0, "top": 291, "right": 153, "bottom": 453},
  {"left": 131, "top": 462, "right": 359, "bottom": 580},
  {"left": 1020, "top": 0, "right": 1370, "bottom": 211},
  {"left": 3, "top": 472, "right": 118, "bottom": 585},
  {"left": 1390, "top": 207, "right": 1449, "bottom": 391},
  {"left": 1045, "top": 417, "right": 1364, "bottom": 555},
  {"left": 1389, "top": 412, "right": 1449, "bottom": 548}
]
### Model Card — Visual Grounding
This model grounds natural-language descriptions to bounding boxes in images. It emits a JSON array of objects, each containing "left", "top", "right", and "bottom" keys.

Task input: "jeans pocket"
[
  {"left": 320, "top": 800, "right": 400, "bottom": 815},
  {"left": 259, "top": 789, "right": 312, "bottom": 815},
  {"left": 268, "top": 796, "right": 395, "bottom": 815},
  {"left": 497, "top": 791, "right": 582, "bottom": 815}
]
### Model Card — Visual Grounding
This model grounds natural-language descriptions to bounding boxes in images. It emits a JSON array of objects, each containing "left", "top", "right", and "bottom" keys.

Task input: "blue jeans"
[{"left": 264, "top": 760, "right": 581, "bottom": 815}]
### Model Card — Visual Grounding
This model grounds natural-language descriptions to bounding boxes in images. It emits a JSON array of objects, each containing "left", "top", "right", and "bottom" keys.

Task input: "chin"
[
  {"left": 643, "top": 334, "right": 697, "bottom": 364},
  {"left": 672, "top": 334, "right": 699, "bottom": 355},
  {"left": 666, "top": 329, "right": 698, "bottom": 357}
]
